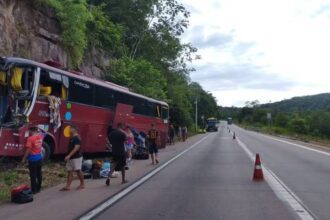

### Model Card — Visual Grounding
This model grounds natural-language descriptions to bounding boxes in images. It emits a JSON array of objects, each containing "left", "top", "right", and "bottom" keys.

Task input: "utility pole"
[{"left": 195, "top": 97, "right": 198, "bottom": 133}]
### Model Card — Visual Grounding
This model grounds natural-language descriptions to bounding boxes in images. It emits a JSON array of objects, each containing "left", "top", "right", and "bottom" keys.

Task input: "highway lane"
[
  {"left": 94, "top": 125, "right": 295, "bottom": 220},
  {"left": 231, "top": 124, "right": 330, "bottom": 220}
]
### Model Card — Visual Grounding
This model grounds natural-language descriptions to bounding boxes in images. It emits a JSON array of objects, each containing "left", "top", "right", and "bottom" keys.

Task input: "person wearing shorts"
[
  {"left": 60, "top": 125, "right": 84, "bottom": 191},
  {"left": 106, "top": 122, "right": 128, "bottom": 186},
  {"left": 148, "top": 124, "right": 159, "bottom": 165}
]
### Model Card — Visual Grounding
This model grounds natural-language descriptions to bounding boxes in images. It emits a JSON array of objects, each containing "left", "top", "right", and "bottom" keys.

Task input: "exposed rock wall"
[{"left": 0, "top": 0, "right": 107, "bottom": 78}]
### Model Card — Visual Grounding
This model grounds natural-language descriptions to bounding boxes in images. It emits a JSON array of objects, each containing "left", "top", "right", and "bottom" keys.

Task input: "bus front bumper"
[{"left": 0, "top": 128, "right": 25, "bottom": 157}]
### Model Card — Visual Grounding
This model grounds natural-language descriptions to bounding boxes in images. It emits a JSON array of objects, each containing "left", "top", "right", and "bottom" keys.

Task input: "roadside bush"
[{"left": 289, "top": 118, "right": 308, "bottom": 134}]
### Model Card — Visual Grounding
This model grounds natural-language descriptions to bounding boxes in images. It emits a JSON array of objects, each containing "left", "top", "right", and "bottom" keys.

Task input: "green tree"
[
  {"left": 87, "top": 5, "right": 124, "bottom": 56},
  {"left": 106, "top": 57, "right": 166, "bottom": 100},
  {"left": 274, "top": 112, "right": 289, "bottom": 127},
  {"left": 35, "top": 0, "right": 91, "bottom": 67},
  {"left": 289, "top": 117, "right": 308, "bottom": 134}
]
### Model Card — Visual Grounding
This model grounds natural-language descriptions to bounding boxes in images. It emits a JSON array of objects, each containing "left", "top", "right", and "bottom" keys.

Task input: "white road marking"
[
  {"left": 234, "top": 125, "right": 330, "bottom": 157},
  {"left": 258, "top": 133, "right": 330, "bottom": 157},
  {"left": 236, "top": 136, "right": 316, "bottom": 220},
  {"left": 79, "top": 134, "right": 212, "bottom": 220}
]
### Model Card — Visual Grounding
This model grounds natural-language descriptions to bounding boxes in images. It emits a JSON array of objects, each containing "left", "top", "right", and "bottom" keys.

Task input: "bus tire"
[{"left": 42, "top": 142, "right": 52, "bottom": 162}]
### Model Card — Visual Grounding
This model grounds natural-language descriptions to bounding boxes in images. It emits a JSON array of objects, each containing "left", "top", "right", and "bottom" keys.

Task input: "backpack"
[
  {"left": 11, "top": 185, "right": 33, "bottom": 204},
  {"left": 149, "top": 130, "right": 158, "bottom": 140},
  {"left": 133, "top": 146, "right": 149, "bottom": 160}
]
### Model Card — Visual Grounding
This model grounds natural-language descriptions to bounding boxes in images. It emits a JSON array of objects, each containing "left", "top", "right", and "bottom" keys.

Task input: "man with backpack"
[{"left": 148, "top": 123, "right": 159, "bottom": 165}]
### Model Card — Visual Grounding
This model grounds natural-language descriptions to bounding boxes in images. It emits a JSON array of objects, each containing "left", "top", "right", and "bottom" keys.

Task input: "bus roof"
[{"left": 3, "top": 57, "right": 168, "bottom": 107}]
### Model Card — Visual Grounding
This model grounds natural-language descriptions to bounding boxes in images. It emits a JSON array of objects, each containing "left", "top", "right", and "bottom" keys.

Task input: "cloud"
[
  {"left": 188, "top": 29, "right": 234, "bottom": 48},
  {"left": 185, "top": 25, "right": 255, "bottom": 58},
  {"left": 314, "top": 5, "right": 330, "bottom": 17},
  {"left": 232, "top": 42, "right": 256, "bottom": 56},
  {"left": 181, "top": 0, "right": 330, "bottom": 106},
  {"left": 191, "top": 63, "right": 294, "bottom": 91}
]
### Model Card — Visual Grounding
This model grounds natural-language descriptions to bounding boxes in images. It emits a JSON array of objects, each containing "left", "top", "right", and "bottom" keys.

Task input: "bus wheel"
[{"left": 42, "top": 142, "right": 52, "bottom": 162}]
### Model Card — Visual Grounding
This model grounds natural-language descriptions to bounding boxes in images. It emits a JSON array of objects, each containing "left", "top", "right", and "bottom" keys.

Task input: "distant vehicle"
[
  {"left": 0, "top": 57, "right": 169, "bottom": 160},
  {"left": 227, "top": 117, "right": 233, "bottom": 125},
  {"left": 206, "top": 117, "right": 218, "bottom": 132}
]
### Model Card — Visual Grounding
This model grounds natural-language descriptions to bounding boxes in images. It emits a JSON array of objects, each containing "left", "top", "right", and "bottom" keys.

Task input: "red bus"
[{"left": 0, "top": 57, "right": 169, "bottom": 160}]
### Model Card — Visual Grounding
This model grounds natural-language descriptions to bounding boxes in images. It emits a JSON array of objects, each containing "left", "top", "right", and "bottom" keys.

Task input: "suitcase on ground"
[
  {"left": 133, "top": 147, "right": 149, "bottom": 160},
  {"left": 11, "top": 185, "right": 33, "bottom": 204}
]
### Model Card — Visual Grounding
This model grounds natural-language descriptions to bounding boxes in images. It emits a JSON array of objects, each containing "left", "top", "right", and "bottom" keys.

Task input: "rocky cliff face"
[{"left": 0, "top": 0, "right": 106, "bottom": 78}]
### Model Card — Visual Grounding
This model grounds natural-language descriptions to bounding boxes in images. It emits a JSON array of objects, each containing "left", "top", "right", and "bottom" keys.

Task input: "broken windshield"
[
  {"left": 0, "top": 69, "right": 8, "bottom": 124},
  {"left": 0, "top": 61, "right": 40, "bottom": 127}
]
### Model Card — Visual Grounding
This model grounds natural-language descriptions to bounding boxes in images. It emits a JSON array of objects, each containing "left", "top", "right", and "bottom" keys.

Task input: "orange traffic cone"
[{"left": 253, "top": 154, "right": 264, "bottom": 181}]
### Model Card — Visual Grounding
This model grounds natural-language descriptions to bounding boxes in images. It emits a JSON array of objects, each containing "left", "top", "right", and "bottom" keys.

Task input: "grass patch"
[
  {"left": 0, "top": 162, "right": 67, "bottom": 203},
  {"left": 0, "top": 170, "right": 27, "bottom": 202}
]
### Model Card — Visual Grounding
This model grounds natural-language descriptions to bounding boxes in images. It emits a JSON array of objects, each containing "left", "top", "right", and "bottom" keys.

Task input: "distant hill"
[{"left": 262, "top": 93, "right": 330, "bottom": 112}]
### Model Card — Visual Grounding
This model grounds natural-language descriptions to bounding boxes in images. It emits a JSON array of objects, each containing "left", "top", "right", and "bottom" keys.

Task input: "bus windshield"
[
  {"left": 0, "top": 70, "right": 8, "bottom": 124},
  {"left": 0, "top": 63, "right": 40, "bottom": 126},
  {"left": 207, "top": 118, "right": 217, "bottom": 125}
]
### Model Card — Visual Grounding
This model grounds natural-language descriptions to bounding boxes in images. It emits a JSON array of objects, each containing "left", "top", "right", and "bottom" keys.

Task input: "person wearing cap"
[{"left": 21, "top": 126, "right": 43, "bottom": 194}]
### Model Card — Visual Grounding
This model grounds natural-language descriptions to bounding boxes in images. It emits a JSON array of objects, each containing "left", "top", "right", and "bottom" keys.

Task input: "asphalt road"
[
  {"left": 94, "top": 125, "right": 296, "bottom": 220},
  {"left": 231, "top": 124, "right": 330, "bottom": 220}
]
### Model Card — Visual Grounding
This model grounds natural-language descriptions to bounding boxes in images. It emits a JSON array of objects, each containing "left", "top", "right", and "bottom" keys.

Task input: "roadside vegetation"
[
  {"left": 221, "top": 94, "right": 330, "bottom": 146},
  {"left": 0, "top": 159, "right": 66, "bottom": 202}
]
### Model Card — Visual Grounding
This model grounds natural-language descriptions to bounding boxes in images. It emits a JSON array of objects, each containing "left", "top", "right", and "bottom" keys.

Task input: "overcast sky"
[{"left": 181, "top": 0, "right": 330, "bottom": 107}]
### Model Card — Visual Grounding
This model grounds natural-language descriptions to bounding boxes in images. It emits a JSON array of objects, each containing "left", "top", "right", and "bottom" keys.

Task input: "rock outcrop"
[{"left": 0, "top": 0, "right": 107, "bottom": 78}]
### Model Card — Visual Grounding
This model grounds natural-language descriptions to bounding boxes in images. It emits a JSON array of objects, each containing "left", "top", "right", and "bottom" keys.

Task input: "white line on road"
[
  {"left": 79, "top": 134, "right": 212, "bottom": 220},
  {"left": 236, "top": 136, "right": 316, "bottom": 220},
  {"left": 259, "top": 133, "right": 330, "bottom": 157},
  {"left": 234, "top": 125, "right": 330, "bottom": 157}
]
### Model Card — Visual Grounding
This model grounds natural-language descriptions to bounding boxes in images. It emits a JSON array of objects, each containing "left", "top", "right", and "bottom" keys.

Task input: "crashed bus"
[{"left": 0, "top": 57, "right": 169, "bottom": 160}]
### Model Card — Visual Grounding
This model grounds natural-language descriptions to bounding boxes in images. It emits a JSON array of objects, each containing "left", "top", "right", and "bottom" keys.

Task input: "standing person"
[
  {"left": 106, "top": 123, "right": 128, "bottom": 186},
  {"left": 124, "top": 125, "right": 135, "bottom": 164},
  {"left": 21, "top": 126, "right": 43, "bottom": 194},
  {"left": 60, "top": 125, "right": 84, "bottom": 191},
  {"left": 148, "top": 123, "right": 159, "bottom": 165},
  {"left": 182, "top": 126, "right": 188, "bottom": 141},
  {"left": 169, "top": 124, "right": 175, "bottom": 145},
  {"left": 178, "top": 126, "right": 182, "bottom": 141}
]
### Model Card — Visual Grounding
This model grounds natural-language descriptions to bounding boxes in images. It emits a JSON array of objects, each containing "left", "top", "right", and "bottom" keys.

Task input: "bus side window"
[
  {"left": 39, "top": 70, "right": 68, "bottom": 100},
  {"left": 94, "top": 86, "right": 115, "bottom": 109},
  {"left": 156, "top": 105, "right": 161, "bottom": 118},
  {"left": 161, "top": 106, "right": 169, "bottom": 120},
  {"left": 69, "top": 78, "right": 94, "bottom": 105}
]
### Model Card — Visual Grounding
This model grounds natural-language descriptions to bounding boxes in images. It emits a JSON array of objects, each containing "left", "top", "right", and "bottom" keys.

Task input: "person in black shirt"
[
  {"left": 169, "top": 124, "right": 175, "bottom": 145},
  {"left": 106, "top": 122, "right": 128, "bottom": 186},
  {"left": 60, "top": 125, "right": 84, "bottom": 191}
]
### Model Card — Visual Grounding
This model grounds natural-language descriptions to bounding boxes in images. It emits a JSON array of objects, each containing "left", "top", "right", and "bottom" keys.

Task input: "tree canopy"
[
  {"left": 34, "top": 0, "right": 220, "bottom": 128},
  {"left": 222, "top": 94, "right": 330, "bottom": 139}
]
